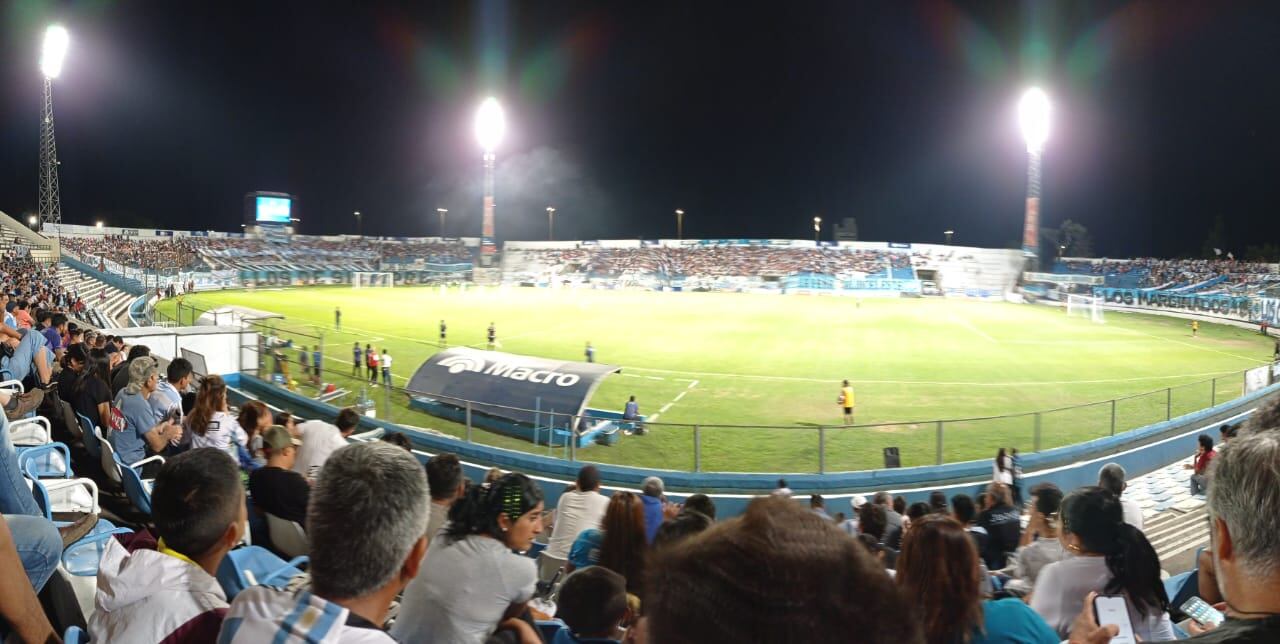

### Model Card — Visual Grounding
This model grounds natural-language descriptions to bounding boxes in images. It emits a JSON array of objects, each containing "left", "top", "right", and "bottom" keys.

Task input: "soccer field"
[{"left": 157, "top": 287, "right": 1274, "bottom": 473}]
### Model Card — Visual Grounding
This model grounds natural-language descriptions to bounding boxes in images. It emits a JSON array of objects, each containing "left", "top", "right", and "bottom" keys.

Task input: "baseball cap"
[
  {"left": 262, "top": 425, "right": 301, "bottom": 451},
  {"left": 850, "top": 494, "right": 868, "bottom": 511}
]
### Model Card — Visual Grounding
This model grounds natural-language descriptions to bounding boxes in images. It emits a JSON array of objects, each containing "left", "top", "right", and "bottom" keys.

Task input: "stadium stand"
[{"left": 1055, "top": 257, "right": 1279, "bottom": 295}]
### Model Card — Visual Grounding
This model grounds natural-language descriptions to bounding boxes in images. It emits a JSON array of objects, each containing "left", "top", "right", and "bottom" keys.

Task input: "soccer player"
[
  {"left": 838, "top": 379, "right": 855, "bottom": 425},
  {"left": 334, "top": 306, "right": 341, "bottom": 330},
  {"left": 585, "top": 341, "right": 595, "bottom": 363},
  {"left": 439, "top": 320, "right": 447, "bottom": 348},
  {"left": 351, "top": 342, "right": 361, "bottom": 376},
  {"left": 1191, "top": 319, "right": 1199, "bottom": 337},
  {"left": 487, "top": 322, "right": 496, "bottom": 350},
  {"left": 380, "top": 349, "right": 393, "bottom": 387}
]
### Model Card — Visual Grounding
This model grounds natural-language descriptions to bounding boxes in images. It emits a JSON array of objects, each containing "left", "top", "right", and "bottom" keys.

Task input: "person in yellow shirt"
[
  {"left": 838, "top": 380, "right": 855, "bottom": 425},
  {"left": 1191, "top": 320, "right": 1199, "bottom": 337}
]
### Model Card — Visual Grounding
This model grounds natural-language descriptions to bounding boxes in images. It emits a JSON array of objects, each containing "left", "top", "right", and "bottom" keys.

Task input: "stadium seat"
[
  {"left": 536, "top": 619, "right": 568, "bottom": 642},
  {"left": 98, "top": 432, "right": 164, "bottom": 489},
  {"left": 216, "top": 546, "right": 308, "bottom": 600},
  {"left": 264, "top": 512, "right": 308, "bottom": 559},
  {"left": 22, "top": 449, "right": 98, "bottom": 515},
  {"left": 10, "top": 416, "right": 52, "bottom": 447},
  {"left": 117, "top": 454, "right": 159, "bottom": 516},
  {"left": 16, "top": 441, "right": 71, "bottom": 479},
  {"left": 64, "top": 626, "right": 87, "bottom": 644},
  {"left": 23, "top": 461, "right": 131, "bottom": 577},
  {"left": 76, "top": 412, "right": 103, "bottom": 461}
]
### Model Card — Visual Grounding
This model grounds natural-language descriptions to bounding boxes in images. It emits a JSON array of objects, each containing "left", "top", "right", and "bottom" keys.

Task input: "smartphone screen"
[
  {"left": 1093, "top": 595, "right": 1137, "bottom": 644},
  {"left": 1179, "top": 596, "right": 1225, "bottom": 627}
]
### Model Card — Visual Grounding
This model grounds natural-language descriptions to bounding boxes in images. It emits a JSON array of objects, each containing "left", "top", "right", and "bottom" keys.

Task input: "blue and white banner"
[
  {"left": 1094, "top": 288, "right": 1253, "bottom": 318},
  {"left": 842, "top": 278, "right": 921, "bottom": 293},
  {"left": 1252, "top": 298, "right": 1280, "bottom": 325}
]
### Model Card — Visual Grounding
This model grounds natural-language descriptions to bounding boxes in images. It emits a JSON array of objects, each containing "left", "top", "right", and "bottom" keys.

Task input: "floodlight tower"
[
  {"left": 475, "top": 98, "right": 505, "bottom": 264},
  {"left": 1018, "top": 87, "right": 1050, "bottom": 262},
  {"left": 39, "top": 25, "right": 69, "bottom": 229}
]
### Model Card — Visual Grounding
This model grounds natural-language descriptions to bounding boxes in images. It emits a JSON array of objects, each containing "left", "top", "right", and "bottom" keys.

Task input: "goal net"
[
  {"left": 352, "top": 272, "right": 394, "bottom": 288},
  {"left": 1067, "top": 294, "right": 1104, "bottom": 323}
]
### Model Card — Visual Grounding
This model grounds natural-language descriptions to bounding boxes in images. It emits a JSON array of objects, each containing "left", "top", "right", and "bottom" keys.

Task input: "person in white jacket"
[{"left": 90, "top": 448, "right": 246, "bottom": 643}]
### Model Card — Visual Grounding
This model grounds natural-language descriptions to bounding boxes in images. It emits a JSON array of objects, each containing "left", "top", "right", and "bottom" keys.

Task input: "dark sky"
[{"left": 1, "top": 0, "right": 1278, "bottom": 257}]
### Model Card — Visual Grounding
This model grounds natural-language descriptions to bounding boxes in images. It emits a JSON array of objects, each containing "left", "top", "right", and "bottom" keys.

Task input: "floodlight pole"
[
  {"left": 482, "top": 151, "right": 496, "bottom": 257},
  {"left": 546, "top": 207, "right": 556, "bottom": 241},
  {"left": 437, "top": 208, "right": 448, "bottom": 236},
  {"left": 39, "top": 76, "right": 62, "bottom": 228},
  {"left": 1022, "top": 147, "right": 1042, "bottom": 263},
  {"left": 675, "top": 209, "right": 684, "bottom": 240}
]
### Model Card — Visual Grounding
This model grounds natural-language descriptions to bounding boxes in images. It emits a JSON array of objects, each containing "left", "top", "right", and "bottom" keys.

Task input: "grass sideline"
[{"left": 156, "top": 287, "right": 1274, "bottom": 473}]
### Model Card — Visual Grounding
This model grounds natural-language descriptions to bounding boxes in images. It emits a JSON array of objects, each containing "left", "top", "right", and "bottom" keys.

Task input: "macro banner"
[
  {"left": 406, "top": 348, "right": 621, "bottom": 425},
  {"left": 1093, "top": 288, "right": 1253, "bottom": 318}
]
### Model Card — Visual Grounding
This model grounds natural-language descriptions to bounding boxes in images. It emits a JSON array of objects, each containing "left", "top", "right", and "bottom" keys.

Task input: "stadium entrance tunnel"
[{"left": 405, "top": 348, "right": 633, "bottom": 447}]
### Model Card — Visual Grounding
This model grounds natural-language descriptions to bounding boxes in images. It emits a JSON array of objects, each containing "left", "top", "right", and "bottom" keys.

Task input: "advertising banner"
[
  {"left": 1094, "top": 288, "right": 1253, "bottom": 318},
  {"left": 1252, "top": 297, "right": 1280, "bottom": 325},
  {"left": 406, "top": 348, "right": 621, "bottom": 425}
]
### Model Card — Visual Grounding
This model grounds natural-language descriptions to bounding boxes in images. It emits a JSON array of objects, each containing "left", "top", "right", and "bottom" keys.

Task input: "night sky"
[{"left": 1, "top": 0, "right": 1278, "bottom": 257}]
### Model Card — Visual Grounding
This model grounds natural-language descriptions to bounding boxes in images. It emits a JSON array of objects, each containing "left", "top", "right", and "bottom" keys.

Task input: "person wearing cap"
[
  {"left": 841, "top": 495, "right": 867, "bottom": 535},
  {"left": 111, "top": 356, "right": 182, "bottom": 477},
  {"left": 247, "top": 426, "right": 310, "bottom": 528}
]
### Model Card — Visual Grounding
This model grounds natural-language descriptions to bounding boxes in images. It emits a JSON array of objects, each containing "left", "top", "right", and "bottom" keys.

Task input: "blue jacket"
[{"left": 641, "top": 494, "right": 664, "bottom": 544}]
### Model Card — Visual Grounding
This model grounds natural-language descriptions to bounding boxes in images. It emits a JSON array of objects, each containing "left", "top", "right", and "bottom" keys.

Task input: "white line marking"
[
  {"left": 622, "top": 365, "right": 1243, "bottom": 387},
  {"left": 950, "top": 314, "right": 998, "bottom": 343},
  {"left": 647, "top": 413, "right": 660, "bottom": 422},
  {"left": 686, "top": 379, "right": 700, "bottom": 389},
  {"left": 659, "top": 403, "right": 673, "bottom": 413},
  {"left": 673, "top": 391, "right": 687, "bottom": 402},
  {"left": 1108, "top": 324, "right": 1270, "bottom": 364},
  {"left": 645, "top": 376, "right": 664, "bottom": 381}
]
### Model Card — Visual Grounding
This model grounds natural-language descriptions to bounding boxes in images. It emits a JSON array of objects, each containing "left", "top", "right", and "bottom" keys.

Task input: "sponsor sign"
[
  {"left": 1252, "top": 297, "right": 1280, "bottom": 325},
  {"left": 406, "top": 348, "right": 621, "bottom": 425},
  {"left": 1094, "top": 288, "right": 1253, "bottom": 318}
]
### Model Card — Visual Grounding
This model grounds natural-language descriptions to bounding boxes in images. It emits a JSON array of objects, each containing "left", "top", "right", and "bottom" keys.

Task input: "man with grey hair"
[
  {"left": 111, "top": 355, "right": 181, "bottom": 477},
  {"left": 219, "top": 442, "right": 429, "bottom": 642},
  {"left": 641, "top": 475, "right": 668, "bottom": 543},
  {"left": 1098, "top": 463, "right": 1143, "bottom": 531}
]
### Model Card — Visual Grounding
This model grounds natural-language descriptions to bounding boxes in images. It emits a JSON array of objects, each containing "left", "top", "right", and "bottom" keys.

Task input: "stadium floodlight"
[
  {"left": 944, "top": 229, "right": 954, "bottom": 245},
  {"left": 353, "top": 210, "right": 362, "bottom": 237},
  {"left": 1018, "top": 87, "right": 1050, "bottom": 153},
  {"left": 27, "top": 215, "right": 37, "bottom": 226},
  {"left": 546, "top": 207, "right": 556, "bottom": 241},
  {"left": 813, "top": 216, "right": 822, "bottom": 242},
  {"left": 675, "top": 209, "right": 685, "bottom": 240},
  {"left": 436, "top": 208, "right": 448, "bottom": 236},
  {"left": 1018, "top": 87, "right": 1050, "bottom": 261},
  {"left": 41, "top": 25, "right": 69, "bottom": 80},
  {"left": 95, "top": 220, "right": 103, "bottom": 228},
  {"left": 474, "top": 97, "right": 506, "bottom": 153}
]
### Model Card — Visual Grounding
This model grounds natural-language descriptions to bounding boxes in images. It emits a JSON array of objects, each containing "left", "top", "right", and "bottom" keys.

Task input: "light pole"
[
  {"left": 475, "top": 97, "right": 506, "bottom": 264},
  {"left": 944, "top": 229, "right": 954, "bottom": 245},
  {"left": 1019, "top": 87, "right": 1050, "bottom": 264},
  {"left": 1059, "top": 244, "right": 1067, "bottom": 260},
  {"left": 546, "top": 207, "right": 556, "bottom": 241},
  {"left": 675, "top": 209, "right": 685, "bottom": 240},
  {"left": 353, "top": 211, "right": 362, "bottom": 237},
  {"left": 436, "top": 208, "right": 448, "bottom": 236},
  {"left": 813, "top": 216, "right": 822, "bottom": 243},
  {"left": 39, "top": 25, "right": 69, "bottom": 228}
]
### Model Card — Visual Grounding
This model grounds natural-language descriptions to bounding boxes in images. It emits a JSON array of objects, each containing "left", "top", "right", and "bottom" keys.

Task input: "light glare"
[
  {"left": 1019, "top": 87, "right": 1050, "bottom": 153},
  {"left": 41, "top": 25, "right": 69, "bottom": 79},
  {"left": 474, "top": 97, "right": 506, "bottom": 152}
]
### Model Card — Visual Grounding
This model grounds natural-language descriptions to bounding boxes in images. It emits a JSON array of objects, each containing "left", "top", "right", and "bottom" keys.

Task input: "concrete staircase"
[{"left": 56, "top": 264, "right": 136, "bottom": 329}]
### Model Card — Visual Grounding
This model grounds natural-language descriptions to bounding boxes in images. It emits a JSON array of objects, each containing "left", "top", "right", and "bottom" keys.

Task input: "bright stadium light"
[
  {"left": 27, "top": 215, "right": 37, "bottom": 226},
  {"left": 41, "top": 25, "right": 69, "bottom": 79},
  {"left": 95, "top": 220, "right": 103, "bottom": 228},
  {"left": 1018, "top": 87, "right": 1050, "bottom": 153},
  {"left": 474, "top": 97, "right": 506, "bottom": 153}
]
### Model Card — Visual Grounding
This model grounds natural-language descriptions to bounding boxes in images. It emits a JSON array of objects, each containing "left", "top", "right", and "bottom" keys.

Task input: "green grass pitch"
[{"left": 157, "top": 287, "right": 1274, "bottom": 474}]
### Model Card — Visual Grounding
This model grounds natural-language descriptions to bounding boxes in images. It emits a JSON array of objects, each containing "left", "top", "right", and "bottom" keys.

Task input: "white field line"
[
  {"left": 1107, "top": 324, "right": 1270, "bottom": 364},
  {"left": 621, "top": 365, "right": 1244, "bottom": 387},
  {"left": 949, "top": 314, "right": 999, "bottom": 343}
]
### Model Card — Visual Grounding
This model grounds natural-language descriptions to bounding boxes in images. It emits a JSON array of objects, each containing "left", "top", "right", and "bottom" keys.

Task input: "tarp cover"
[{"left": 406, "top": 347, "right": 620, "bottom": 425}]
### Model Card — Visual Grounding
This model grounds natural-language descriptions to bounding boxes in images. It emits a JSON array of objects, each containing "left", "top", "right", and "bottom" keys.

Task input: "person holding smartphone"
[{"left": 1031, "top": 487, "right": 1173, "bottom": 640}]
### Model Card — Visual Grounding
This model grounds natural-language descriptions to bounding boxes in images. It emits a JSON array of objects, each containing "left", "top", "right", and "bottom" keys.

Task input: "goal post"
[
  {"left": 352, "top": 272, "right": 394, "bottom": 288},
  {"left": 1066, "top": 294, "right": 1105, "bottom": 323}
]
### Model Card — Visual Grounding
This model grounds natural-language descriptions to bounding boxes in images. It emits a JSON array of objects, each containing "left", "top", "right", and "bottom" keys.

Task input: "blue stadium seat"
[
  {"left": 536, "top": 619, "right": 568, "bottom": 642},
  {"left": 16, "top": 441, "right": 71, "bottom": 479},
  {"left": 216, "top": 546, "right": 308, "bottom": 600},
  {"left": 76, "top": 412, "right": 103, "bottom": 461},
  {"left": 23, "top": 460, "right": 131, "bottom": 577},
  {"left": 117, "top": 453, "right": 158, "bottom": 516},
  {"left": 64, "top": 626, "right": 88, "bottom": 644}
]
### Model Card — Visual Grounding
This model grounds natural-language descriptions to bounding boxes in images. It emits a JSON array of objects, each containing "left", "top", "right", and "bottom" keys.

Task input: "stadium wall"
[{"left": 227, "top": 371, "right": 1279, "bottom": 518}]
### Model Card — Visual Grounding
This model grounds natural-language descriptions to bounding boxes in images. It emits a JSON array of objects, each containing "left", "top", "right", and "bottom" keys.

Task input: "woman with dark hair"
[
  {"left": 568, "top": 491, "right": 649, "bottom": 594},
  {"left": 55, "top": 342, "right": 88, "bottom": 403},
  {"left": 392, "top": 473, "right": 545, "bottom": 643},
  {"left": 237, "top": 400, "right": 271, "bottom": 467},
  {"left": 72, "top": 348, "right": 114, "bottom": 432},
  {"left": 185, "top": 375, "right": 246, "bottom": 459},
  {"left": 897, "top": 514, "right": 1057, "bottom": 644},
  {"left": 1030, "top": 486, "right": 1173, "bottom": 639},
  {"left": 993, "top": 448, "right": 1012, "bottom": 486}
]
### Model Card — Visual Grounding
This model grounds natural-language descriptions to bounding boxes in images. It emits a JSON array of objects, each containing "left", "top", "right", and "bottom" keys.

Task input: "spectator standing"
[
  {"left": 976, "top": 483, "right": 1021, "bottom": 571},
  {"left": 311, "top": 346, "right": 322, "bottom": 386},
  {"left": 247, "top": 426, "right": 309, "bottom": 527},
  {"left": 640, "top": 476, "right": 668, "bottom": 543},
  {"left": 221, "top": 442, "right": 429, "bottom": 643},
  {"left": 568, "top": 492, "right": 648, "bottom": 596},
  {"left": 841, "top": 495, "right": 867, "bottom": 535},
  {"left": 424, "top": 453, "right": 465, "bottom": 543},
  {"left": 1030, "top": 486, "right": 1172, "bottom": 640},
  {"left": 392, "top": 473, "right": 544, "bottom": 643},
  {"left": 1010, "top": 448, "right": 1024, "bottom": 507},
  {"left": 334, "top": 306, "right": 341, "bottom": 330},
  {"left": 811, "top": 494, "right": 830, "bottom": 520},
  {"left": 351, "top": 342, "right": 361, "bottom": 377},
  {"left": 645, "top": 496, "right": 920, "bottom": 644},
  {"left": 292, "top": 408, "right": 362, "bottom": 481},
  {"left": 542, "top": 466, "right": 611, "bottom": 580},
  {"left": 584, "top": 341, "right": 595, "bottom": 363},
  {"left": 366, "top": 346, "right": 378, "bottom": 384},
  {"left": 1185, "top": 433, "right": 1216, "bottom": 496},
  {"left": 1098, "top": 463, "right": 1144, "bottom": 531},
  {"left": 873, "top": 491, "right": 904, "bottom": 540},
  {"left": 487, "top": 322, "right": 496, "bottom": 350},
  {"left": 90, "top": 449, "right": 246, "bottom": 642},
  {"left": 896, "top": 514, "right": 1057, "bottom": 644},
  {"left": 438, "top": 320, "right": 447, "bottom": 348},
  {"left": 993, "top": 448, "right": 1013, "bottom": 486},
  {"left": 379, "top": 349, "right": 392, "bottom": 387}
]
